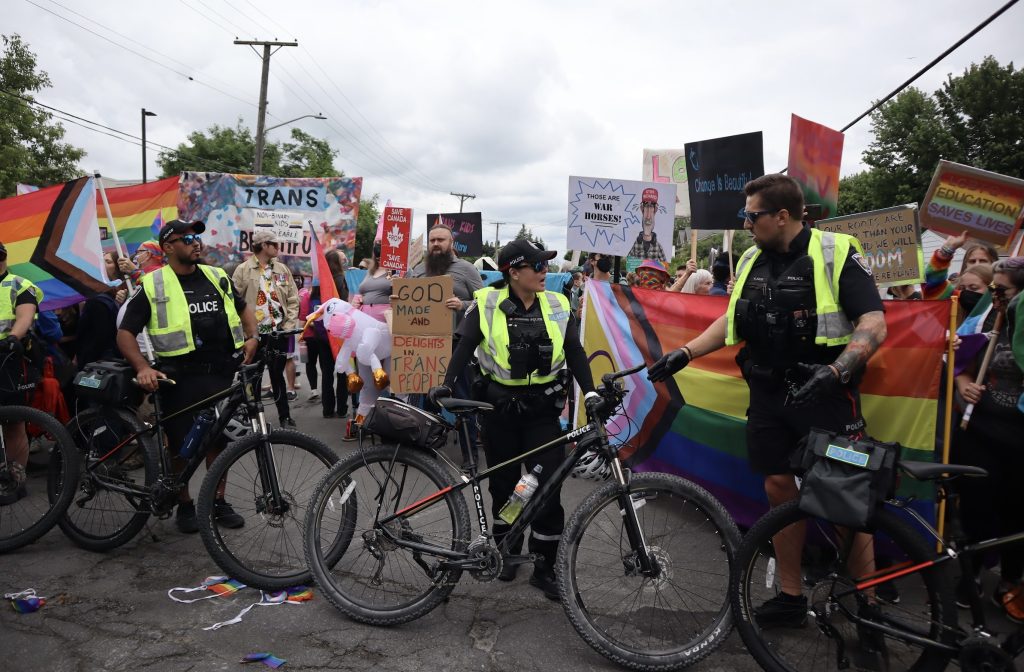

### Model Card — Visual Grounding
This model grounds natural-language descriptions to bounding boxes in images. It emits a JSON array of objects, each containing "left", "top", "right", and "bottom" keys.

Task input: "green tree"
[
  {"left": 0, "top": 34, "right": 85, "bottom": 198},
  {"left": 278, "top": 128, "right": 338, "bottom": 177},
  {"left": 512, "top": 223, "right": 545, "bottom": 248},
  {"left": 352, "top": 193, "right": 380, "bottom": 266},
  {"left": 837, "top": 171, "right": 887, "bottom": 215}
]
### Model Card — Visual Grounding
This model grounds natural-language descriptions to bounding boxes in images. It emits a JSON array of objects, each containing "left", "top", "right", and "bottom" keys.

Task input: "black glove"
[
  {"left": 0, "top": 337, "right": 23, "bottom": 355},
  {"left": 427, "top": 385, "right": 452, "bottom": 404},
  {"left": 788, "top": 363, "right": 841, "bottom": 407},
  {"left": 583, "top": 393, "right": 607, "bottom": 420},
  {"left": 647, "top": 348, "right": 690, "bottom": 382}
]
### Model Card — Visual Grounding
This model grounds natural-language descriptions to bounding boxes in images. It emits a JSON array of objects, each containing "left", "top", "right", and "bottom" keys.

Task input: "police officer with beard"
[
  {"left": 649, "top": 175, "right": 887, "bottom": 629},
  {"left": 118, "top": 220, "right": 260, "bottom": 533},
  {"left": 429, "top": 239, "right": 598, "bottom": 599}
]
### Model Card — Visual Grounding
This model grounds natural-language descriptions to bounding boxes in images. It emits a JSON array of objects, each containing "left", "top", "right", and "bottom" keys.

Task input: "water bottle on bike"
[
  {"left": 498, "top": 465, "right": 542, "bottom": 524},
  {"left": 180, "top": 410, "right": 215, "bottom": 458}
]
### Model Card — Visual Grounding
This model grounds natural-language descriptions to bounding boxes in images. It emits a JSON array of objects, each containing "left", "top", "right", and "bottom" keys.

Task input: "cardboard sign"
[
  {"left": 243, "top": 209, "right": 316, "bottom": 257},
  {"left": 379, "top": 206, "right": 412, "bottom": 271},
  {"left": 567, "top": 176, "right": 675, "bottom": 259},
  {"left": 788, "top": 115, "right": 844, "bottom": 220},
  {"left": 642, "top": 149, "right": 691, "bottom": 217},
  {"left": 817, "top": 204, "right": 924, "bottom": 286},
  {"left": 920, "top": 160, "right": 1024, "bottom": 247},
  {"left": 390, "top": 276, "right": 454, "bottom": 393},
  {"left": 684, "top": 131, "right": 764, "bottom": 230},
  {"left": 426, "top": 212, "right": 484, "bottom": 257}
]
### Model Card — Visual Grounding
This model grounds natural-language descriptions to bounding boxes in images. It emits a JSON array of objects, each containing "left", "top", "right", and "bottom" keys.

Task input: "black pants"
[
  {"left": 266, "top": 335, "right": 292, "bottom": 421},
  {"left": 481, "top": 383, "right": 565, "bottom": 571},
  {"left": 305, "top": 338, "right": 347, "bottom": 416},
  {"left": 159, "top": 367, "right": 235, "bottom": 455}
]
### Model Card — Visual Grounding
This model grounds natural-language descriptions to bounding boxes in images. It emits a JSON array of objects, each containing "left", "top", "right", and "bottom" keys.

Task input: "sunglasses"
[
  {"left": 167, "top": 233, "right": 202, "bottom": 246},
  {"left": 990, "top": 283, "right": 1012, "bottom": 294},
  {"left": 515, "top": 260, "right": 548, "bottom": 273},
  {"left": 738, "top": 209, "right": 780, "bottom": 223}
]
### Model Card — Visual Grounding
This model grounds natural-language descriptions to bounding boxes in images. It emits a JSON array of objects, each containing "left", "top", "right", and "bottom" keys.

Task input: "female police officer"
[{"left": 429, "top": 239, "right": 598, "bottom": 599}]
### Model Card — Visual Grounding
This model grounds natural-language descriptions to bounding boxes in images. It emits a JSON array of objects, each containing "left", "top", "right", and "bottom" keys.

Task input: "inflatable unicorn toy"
[{"left": 303, "top": 298, "right": 391, "bottom": 391}]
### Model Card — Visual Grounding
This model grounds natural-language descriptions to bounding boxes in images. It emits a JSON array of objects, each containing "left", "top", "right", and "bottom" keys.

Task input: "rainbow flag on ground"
[
  {"left": 581, "top": 283, "right": 949, "bottom": 527},
  {"left": 97, "top": 176, "right": 178, "bottom": 254},
  {"left": 0, "top": 177, "right": 111, "bottom": 310}
]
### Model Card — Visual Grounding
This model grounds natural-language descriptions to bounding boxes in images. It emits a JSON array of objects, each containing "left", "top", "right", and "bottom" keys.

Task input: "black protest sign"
[
  {"left": 684, "top": 132, "right": 764, "bottom": 229},
  {"left": 426, "top": 212, "right": 484, "bottom": 257}
]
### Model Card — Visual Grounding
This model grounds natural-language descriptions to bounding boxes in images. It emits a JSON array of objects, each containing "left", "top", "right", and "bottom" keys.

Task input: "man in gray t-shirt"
[{"left": 409, "top": 225, "right": 483, "bottom": 330}]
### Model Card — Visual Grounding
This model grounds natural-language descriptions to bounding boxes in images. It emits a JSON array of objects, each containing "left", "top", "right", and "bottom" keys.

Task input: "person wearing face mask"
[
  {"left": 923, "top": 230, "right": 998, "bottom": 300},
  {"left": 954, "top": 263, "right": 994, "bottom": 324}
]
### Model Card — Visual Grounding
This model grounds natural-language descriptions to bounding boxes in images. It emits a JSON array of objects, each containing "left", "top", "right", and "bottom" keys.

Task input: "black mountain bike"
[
  {"left": 731, "top": 460, "right": 1024, "bottom": 671},
  {"left": 0, "top": 405, "right": 80, "bottom": 553},
  {"left": 62, "top": 330, "right": 339, "bottom": 589},
  {"left": 305, "top": 363, "right": 740, "bottom": 671}
]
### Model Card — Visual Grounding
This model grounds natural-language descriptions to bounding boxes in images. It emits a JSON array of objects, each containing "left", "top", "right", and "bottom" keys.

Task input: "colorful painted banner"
[
  {"left": 788, "top": 115, "right": 844, "bottom": 220},
  {"left": 920, "top": 160, "right": 1024, "bottom": 247},
  {"left": 379, "top": 206, "right": 412, "bottom": 272},
  {"left": 642, "top": 149, "right": 691, "bottom": 218},
  {"left": 426, "top": 212, "right": 483, "bottom": 257},
  {"left": 684, "top": 131, "right": 764, "bottom": 230},
  {"left": 177, "top": 172, "right": 361, "bottom": 275},
  {"left": 0, "top": 177, "right": 112, "bottom": 310},
  {"left": 817, "top": 204, "right": 923, "bottom": 286},
  {"left": 97, "top": 176, "right": 179, "bottom": 254},
  {"left": 580, "top": 282, "right": 948, "bottom": 527},
  {"left": 567, "top": 177, "right": 675, "bottom": 259}
]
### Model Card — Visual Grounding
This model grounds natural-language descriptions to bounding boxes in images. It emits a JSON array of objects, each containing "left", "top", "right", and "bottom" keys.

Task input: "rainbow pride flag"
[
  {"left": 581, "top": 282, "right": 949, "bottom": 527},
  {"left": 0, "top": 177, "right": 111, "bottom": 310},
  {"left": 97, "top": 176, "right": 179, "bottom": 254}
]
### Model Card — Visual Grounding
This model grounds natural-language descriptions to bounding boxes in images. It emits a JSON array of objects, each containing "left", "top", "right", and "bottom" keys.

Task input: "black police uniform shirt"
[
  {"left": 737, "top": 225, "right": 882, "bottom": 369},
  {"left": 120, "top": 268, "right": 247, "bottom": 364},
  {"left": 446, "top": 289, "right": 595, "bottom": 394}
]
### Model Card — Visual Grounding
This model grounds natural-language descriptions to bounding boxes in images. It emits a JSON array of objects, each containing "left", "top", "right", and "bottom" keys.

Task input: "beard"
[{"left": 425, "top": 250, "right": 454, "bottom": 276}]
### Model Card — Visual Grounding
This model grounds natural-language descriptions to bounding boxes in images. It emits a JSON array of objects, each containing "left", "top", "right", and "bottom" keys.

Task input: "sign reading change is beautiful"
[{"left": 684, "top": 131, "right": 764, "bottom": 230}]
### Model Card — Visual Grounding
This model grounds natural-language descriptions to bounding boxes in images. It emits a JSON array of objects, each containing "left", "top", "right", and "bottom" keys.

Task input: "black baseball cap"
[
  {"left": 498, "top": 239, "right": 557, "bottom": 271},
  {"left": 158, "top": 219, "right": 206, "bottom": 246}
]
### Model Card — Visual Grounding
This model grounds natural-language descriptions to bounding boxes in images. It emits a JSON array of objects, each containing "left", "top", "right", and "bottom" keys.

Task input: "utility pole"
[
  {"left": 491, "top": 221, "right": 507, "bottom": 249},
  {"left": 141, "top": 108, "right": 156, "bottom": 183},
  {"left": 450, "top": 192, "right": 476, "bottom": 213},
  {"left": 235, "top": 39, "right": 298, "bottom": 174}
]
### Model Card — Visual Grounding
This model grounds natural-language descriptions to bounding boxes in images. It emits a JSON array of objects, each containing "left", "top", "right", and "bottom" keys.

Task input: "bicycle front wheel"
[
  {"left": 731, "top": 501, "right": 956, "bottom": 672},
  {"left": 0, "top": 406, "right": 80, "bottom": 553},
  {"left": 196, "top": 429, "right": 339, "bottom": 590},
  {"left": 60, "top": 407, "right": 158, "bottom": 551},
  {"left": 305, "top": 445, "right": 471, "bottom": 625},
  {"left": 559, "top": 471, "right": 741, "bottom": 671}
]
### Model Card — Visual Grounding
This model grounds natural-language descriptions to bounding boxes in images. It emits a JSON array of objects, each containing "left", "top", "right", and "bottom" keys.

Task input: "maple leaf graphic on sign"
[{"left": 386, "top": 223, "right": 404, "bottom": 248}]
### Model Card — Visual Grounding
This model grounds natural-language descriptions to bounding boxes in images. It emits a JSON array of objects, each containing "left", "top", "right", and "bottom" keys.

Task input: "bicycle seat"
[
  {"left": 900, "top": 461, "right": 988, "bottom": 481},
  {"left": 437, "top": 398, "right": 494, "bottom": 414}
]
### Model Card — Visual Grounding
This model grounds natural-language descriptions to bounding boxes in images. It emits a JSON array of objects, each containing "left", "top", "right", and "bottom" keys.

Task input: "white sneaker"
[{"left": 308, "top": 391, "right": 320, "bottom": 402}]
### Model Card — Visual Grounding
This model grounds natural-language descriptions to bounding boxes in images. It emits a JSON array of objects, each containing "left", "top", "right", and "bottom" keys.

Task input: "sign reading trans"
[
  {"left": 567, "top": 176, "right": 675, "bottom": 260},
  {"left": 684, "top": 131, "right": 764, "bottom": 229}
]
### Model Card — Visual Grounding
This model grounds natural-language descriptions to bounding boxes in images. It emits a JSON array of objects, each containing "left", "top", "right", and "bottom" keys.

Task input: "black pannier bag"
[
  {"left": 72, "top": 359, "right": 143, "bottom": 408},
  {"left": 795, "top": 428, "right": 901, "bottom": 529},
  {"left": 0, "top": 350, "right": 40, "bottom": 404},
  {"left": 361, "top": 398, "right": 447, "bottom": 450}
]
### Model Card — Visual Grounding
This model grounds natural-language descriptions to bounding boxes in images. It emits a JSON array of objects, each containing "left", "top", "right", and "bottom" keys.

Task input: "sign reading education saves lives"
[
  {"left": 920, "top": 160, "right": 1024, "bottom": 247},
  {"left": 390, "top": 276, "right": 453, "bottom": 394}
]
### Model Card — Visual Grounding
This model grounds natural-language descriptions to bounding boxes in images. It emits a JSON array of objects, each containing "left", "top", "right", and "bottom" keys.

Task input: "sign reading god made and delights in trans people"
[
  {"left": 379, "top": 206, "right": 412, "bottom": 272},
  {"left": 642, "top": 149, "right": 691, "bottom": 218},
  {"left": 920, "top": 160, "right": 1024, "bottom": 248},
  {"left": 426, "top": 212, "right": 484, "bottom": 257},
  {"left": 816, "top": 204, "right": 924, "bottom": 286},
  {"left": 684, "top": 131, "right": 764, "bottom": 229},
  {"left": 567, "top": 177, "right": 675, "bottom": 260},
  {"left": 390, "top": 276, "right": 453, "bottom": 394}
]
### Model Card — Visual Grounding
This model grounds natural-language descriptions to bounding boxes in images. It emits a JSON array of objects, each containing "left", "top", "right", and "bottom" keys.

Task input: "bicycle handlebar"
[
  {"left": 132, "top": 377, "right": 176, "bottom": 386},
  {"left": 601, "top": 362, "right": 647, "bottom": 386}
]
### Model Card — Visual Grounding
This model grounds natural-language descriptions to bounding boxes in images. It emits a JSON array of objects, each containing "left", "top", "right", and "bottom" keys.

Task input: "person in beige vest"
[{"left": 232, "top": 230, "right": 300, "bottom": 427}]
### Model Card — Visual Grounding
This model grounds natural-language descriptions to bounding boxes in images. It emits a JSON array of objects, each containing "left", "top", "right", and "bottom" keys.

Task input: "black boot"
[
  {"left": 528, "top": 537, "right": 560, "bottom": 601},
  {"left": 494, "top": 525, "right": 524, "bottom": 582}
]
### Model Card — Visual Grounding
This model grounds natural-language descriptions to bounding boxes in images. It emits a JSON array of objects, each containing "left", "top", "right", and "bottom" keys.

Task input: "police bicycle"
[
  {"left": 304, "top": 363, "right": 741, "bottom": 671},
  {"left": 62, "top": 329, "right": 340, "bottom": 589}
]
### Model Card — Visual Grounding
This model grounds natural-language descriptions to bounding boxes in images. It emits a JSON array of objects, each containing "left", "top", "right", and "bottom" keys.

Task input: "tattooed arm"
[{"left": 833, "top": 310, "right": 887, "bottom": 375}]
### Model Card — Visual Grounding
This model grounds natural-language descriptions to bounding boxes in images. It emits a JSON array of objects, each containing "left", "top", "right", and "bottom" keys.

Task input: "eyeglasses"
[
  {"left": 167, "top": 233, "right": 202, "bottom": 246},
  {"left": 738, "top": 209, "right": 780, "bottom": 223},
  {"left": 515, "top": 260, "right": 548, "bottom": 273}
]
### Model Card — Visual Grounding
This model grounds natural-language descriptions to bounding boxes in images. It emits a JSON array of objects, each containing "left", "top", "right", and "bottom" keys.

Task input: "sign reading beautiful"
[
  {"left": 379, "top": 206, "right": 412, "bottom": 271},
  {"left": 567, "top": 176, "right": 675, "bottom": 259},
  {"left": 920, "top": 160, "right": 1024, "bottom": 247},
  {"left": 684, "top": 131, "right": 764, "bottom": 230}
]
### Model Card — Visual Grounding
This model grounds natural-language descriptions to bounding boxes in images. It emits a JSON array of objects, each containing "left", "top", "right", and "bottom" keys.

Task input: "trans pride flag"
[
  {"left": 97, "top": 176, "right": 179, "bottom": 254},
  {"left": 0, "top": 177, "right": 111, "bottom": 310},
  {"left": 581, "top": 282, "right": 950, "bottom": 527}
]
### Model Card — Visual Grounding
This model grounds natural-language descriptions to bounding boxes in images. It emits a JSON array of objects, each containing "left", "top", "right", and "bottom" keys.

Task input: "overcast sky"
[{"left": 6, "top": 0, "right": 1022, "bottom": 252}]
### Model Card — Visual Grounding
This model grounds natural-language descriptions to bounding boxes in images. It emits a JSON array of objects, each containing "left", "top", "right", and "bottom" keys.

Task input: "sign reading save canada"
[
  {"left": 920, "top": 160, "right": 1024, "bottom": 247},
  {"left": 379, "top": 206, "right": 412, "bottom": 271},
  {"left": 816, "top": 204, "right": 924, "bottom": 286},
  {"left": 390, "top": 276, "right": 453, "bottom": 394}
]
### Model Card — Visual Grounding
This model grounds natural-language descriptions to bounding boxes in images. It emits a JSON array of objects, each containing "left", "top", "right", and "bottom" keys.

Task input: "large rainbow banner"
[
  {"left": 581, "top": 282, "right": 949, "bottom": 527},
  {"left": 98, "top": 176, "right": 179, "bottom": 254},
  {"left": 0, "top": 177, "right": 111, "bottom": 310}
]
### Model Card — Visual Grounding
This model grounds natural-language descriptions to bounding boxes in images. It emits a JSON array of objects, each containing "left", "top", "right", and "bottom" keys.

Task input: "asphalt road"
[{"left": 0, "top": 391, "right": 760, "bottom": 672}]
